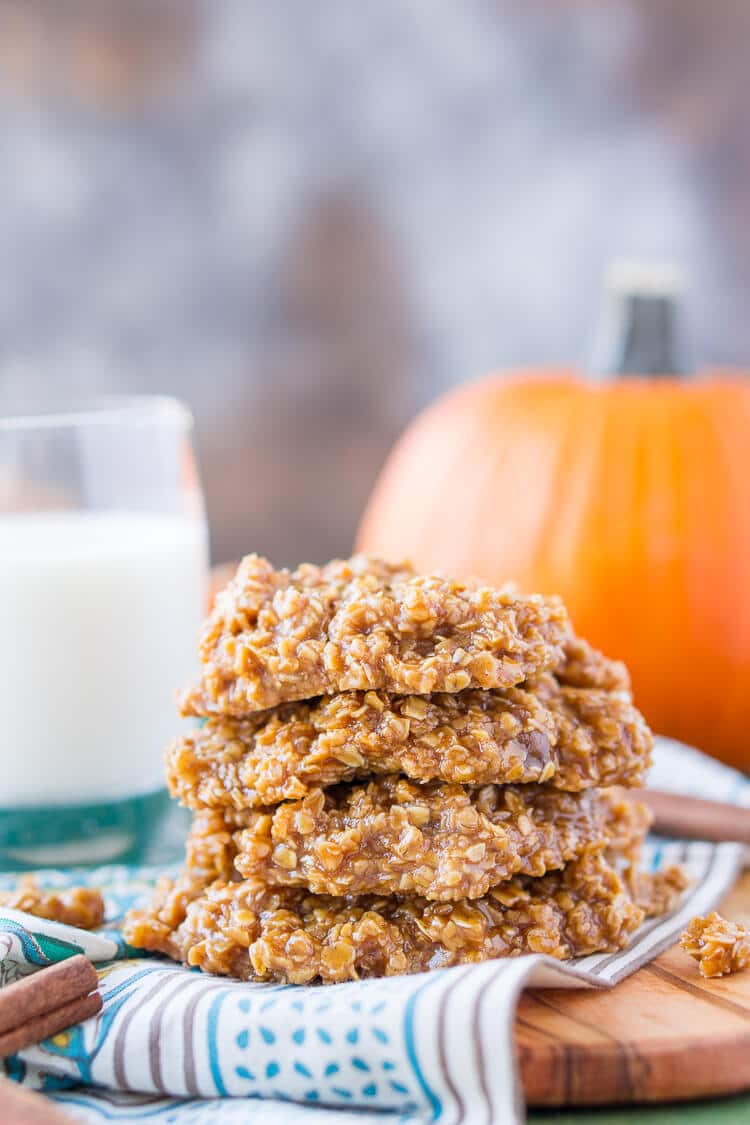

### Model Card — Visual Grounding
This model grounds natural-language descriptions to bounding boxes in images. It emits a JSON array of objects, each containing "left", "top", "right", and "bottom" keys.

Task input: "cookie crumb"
[
  {"left": 0, "top": 876, "right": 105, "bottom": 930},
  {"left": 680, "top": 911, "right": 750, "bottom": 978}
]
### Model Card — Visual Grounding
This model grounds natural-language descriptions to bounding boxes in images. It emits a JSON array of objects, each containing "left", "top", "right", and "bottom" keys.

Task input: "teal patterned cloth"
[{"left": 0, "top": 738, "right": 747, "bottom": 1125}]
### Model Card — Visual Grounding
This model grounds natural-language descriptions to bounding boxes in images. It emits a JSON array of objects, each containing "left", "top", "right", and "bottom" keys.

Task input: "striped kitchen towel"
[{"left": 1, "top": 737, "right": 746, "bottom": 1125}]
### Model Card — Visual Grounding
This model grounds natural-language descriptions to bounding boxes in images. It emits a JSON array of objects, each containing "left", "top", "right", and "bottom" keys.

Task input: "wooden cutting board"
[{"left": 517, "top": 869, "right": 750, "bottom": 1107}]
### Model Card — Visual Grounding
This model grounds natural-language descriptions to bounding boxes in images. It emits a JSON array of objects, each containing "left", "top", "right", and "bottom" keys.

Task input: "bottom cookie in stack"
[{"left": 123, "top": 789, "right": 685, "bottom": 984}]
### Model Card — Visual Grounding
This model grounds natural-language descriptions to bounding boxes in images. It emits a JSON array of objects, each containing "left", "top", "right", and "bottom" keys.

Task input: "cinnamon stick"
[
  {"left": 0, "top": 956, "right": 98, "bottom": 1036},
  {"left": 639, "top": 789, "right": 750, "bottom": 846},
  {"left": 0, "top": 990, "right": 102, "bottom": 1058},
  {"left": 0, "top": 1077, "right": 75, "bottom": 1124}
]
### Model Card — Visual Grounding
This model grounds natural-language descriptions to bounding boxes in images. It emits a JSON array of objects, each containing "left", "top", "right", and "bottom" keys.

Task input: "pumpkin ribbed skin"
[{"left": 357, "top": 372, "right": 750, "bottom": 768}]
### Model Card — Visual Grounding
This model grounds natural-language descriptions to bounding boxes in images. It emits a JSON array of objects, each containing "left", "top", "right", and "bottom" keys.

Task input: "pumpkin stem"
[{"left": 591, "top": 260, "right": 693, "bottom": 377}]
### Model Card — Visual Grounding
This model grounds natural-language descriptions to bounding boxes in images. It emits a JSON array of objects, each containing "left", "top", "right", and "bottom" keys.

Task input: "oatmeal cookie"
[
  {"left": 185, "top": 554, "right": 569, "bottom": 714},
  {"left": 0, "top": 876, "right": 105, "bottom": 930},
  {"left": 556, "top": 635, "right": 629, "bottom": 692},
  {"left": 123, "top": 847, "right": 672, "bottom": 984},
  {"left": 182, "top": 780, "right": 650, "bottom": 902},
  {"left": 170, "top": 675, "right": 651, "bottom": 810}
]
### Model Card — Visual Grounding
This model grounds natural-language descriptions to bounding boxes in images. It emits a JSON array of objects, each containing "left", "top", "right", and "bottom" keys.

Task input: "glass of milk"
[{"left": 0, "top": 397, "right": 209, "bottom": 867}]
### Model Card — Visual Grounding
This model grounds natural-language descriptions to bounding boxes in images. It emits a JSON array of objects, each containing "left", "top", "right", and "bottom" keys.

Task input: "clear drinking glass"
[{"left": 0, "top": 397, "right": 208, "bottom": 868}]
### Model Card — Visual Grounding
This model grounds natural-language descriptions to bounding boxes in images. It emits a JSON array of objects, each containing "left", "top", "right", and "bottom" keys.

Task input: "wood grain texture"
[{"left": 518, "top": 869, "right": 750, "bottom": 1106}]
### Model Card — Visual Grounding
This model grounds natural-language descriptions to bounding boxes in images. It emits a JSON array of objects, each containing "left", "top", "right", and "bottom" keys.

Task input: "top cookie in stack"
[
  {"left": 125, "top": 555, "right": 678, "bottom": 984},
  {"left": 183, "top": 554, "right": 570, "bottom": 713}
]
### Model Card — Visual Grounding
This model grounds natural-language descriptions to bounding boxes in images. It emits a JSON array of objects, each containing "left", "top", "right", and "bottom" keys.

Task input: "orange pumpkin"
[{"left": 357, "top": 286, "right": 750, "bottom": 768}]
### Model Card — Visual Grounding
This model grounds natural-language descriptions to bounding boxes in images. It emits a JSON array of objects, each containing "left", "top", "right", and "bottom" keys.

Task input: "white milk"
[{"left": 0, "top": 510, "right": 208, "bottom": 806}]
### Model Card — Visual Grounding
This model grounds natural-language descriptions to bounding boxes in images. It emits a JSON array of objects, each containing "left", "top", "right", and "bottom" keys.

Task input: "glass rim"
[{"left": 0, "top": 394, "right": 193, "bottom": 432}]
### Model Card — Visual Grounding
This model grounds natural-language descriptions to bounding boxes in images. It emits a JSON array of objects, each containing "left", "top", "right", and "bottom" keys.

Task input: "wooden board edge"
[{"left": 520, "top": 1027, "right": 750, "bottom": 1107}]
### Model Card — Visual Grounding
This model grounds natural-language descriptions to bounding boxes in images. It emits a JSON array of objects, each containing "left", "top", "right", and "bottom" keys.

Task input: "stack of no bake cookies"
[{"left": 125, "top": 555, "right": 682, "bottom": 983}]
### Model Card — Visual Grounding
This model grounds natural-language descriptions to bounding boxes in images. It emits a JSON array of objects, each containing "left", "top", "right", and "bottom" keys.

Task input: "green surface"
[
  {"left": 530, "top": 1094, "right": 750, "bottom": 1123},
  {"left": 0, "top": 790, "right": 190, "bottom": 869}
]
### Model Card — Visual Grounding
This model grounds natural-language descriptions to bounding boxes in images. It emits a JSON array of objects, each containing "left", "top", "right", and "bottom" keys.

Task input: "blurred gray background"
[{"left": 0, "top": 0, "right": 747, "bottom": 563}]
